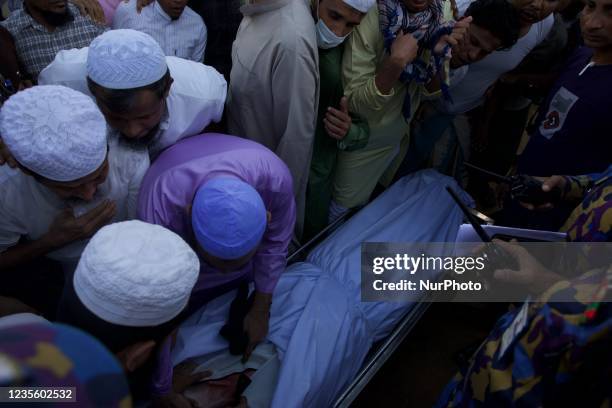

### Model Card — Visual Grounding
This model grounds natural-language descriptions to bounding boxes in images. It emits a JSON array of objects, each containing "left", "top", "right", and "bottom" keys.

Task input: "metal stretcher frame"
[
  {"left": 333, "top": 300, "right": 433, "bottom": 407},
  {"left": 286, "top": 210, "right": 433, "bottom": 408}
]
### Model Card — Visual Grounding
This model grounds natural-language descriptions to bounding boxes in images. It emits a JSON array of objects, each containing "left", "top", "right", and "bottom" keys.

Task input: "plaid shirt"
[{"left": 1, "top": 3, "right": 106, "bottom": 79}]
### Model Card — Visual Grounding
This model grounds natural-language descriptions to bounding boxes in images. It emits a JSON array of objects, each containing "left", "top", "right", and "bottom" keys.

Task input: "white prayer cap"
[
  {"left": 87, "top": 29, "right": 167, "bottom": 90},
  {"left": 74, "top": 220, "right": 200, "bottom": 327},
  {"left": 0, "top": 85, "right": 107, "bottom": 182},
  {"left": 343, "top": 0, "right": 376, "bottom": 12}
]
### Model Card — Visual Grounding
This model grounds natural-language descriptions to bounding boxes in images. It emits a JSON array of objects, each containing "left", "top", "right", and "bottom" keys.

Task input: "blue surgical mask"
[{"left": 316, "top": 18, "right": 348, "bottom": 49}]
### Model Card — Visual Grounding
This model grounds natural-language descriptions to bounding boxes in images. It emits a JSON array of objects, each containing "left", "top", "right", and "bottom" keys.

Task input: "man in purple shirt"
[{"left": 138, "top": 133, "right": 296, "bottom": 360}]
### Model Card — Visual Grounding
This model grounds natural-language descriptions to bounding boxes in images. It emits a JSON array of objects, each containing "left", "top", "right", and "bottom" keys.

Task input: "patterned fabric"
[
  {"left": 86, "top": 29, "right": 167, "bottom": 89},
  {"left": 0, "top": 323, "right": 131, "bottom": 407},
  {"left": 0, "top": 85, "right": 107, "bottom": 182},
  {"left": 0, "top": 3, "right": 105, "bottom": 79},
  {"left": 112, "top": 0, "right": 207, "bottom": 62},
  {"left": 436, "top": 266, "right": 612, "bottom": 407},
  {"left": 563, "top": 166, "right": 612, "bottom": 242},
  {"left": 377, "top": 0, "right": 453, "bottom": 120}
]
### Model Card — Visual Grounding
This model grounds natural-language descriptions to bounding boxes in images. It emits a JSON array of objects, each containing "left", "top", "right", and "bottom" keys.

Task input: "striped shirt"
[
  {"left": 112, "top": 0, "right": 206, "bottom": 62},
  {"left": 0, "top": 3, "right": 106, "bottom": 79}
]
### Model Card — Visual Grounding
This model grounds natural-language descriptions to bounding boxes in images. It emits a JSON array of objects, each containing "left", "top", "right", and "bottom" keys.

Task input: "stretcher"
[
  {"left": 173, "top": 170, "right": 470, "bottom": 407},
  {"left": 286, "top": 204, "right": 436, "bottom": 408}
]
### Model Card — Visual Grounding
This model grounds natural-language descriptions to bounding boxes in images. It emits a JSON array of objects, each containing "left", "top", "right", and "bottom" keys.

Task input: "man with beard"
[
  {"left": 113, "top": 0, "right": 207, "bottom": 62},
  {"left": 0, "top": 85, "right": 149, "bottom": 275},
  {"left": 0, "top": 0, "right": 105, "bottom": 80},
  {"left": 35, "top": 29, "right": 227, "bottom": 159}
]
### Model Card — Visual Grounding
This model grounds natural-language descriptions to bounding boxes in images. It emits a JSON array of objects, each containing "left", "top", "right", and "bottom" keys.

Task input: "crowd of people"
[{"left": 0, "top": 0, "right": 610, "bottom": 406}]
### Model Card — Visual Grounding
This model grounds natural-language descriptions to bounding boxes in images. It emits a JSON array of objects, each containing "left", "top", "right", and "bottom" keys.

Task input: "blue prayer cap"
[{"left": 192, "top": 178, "right": 267, "bottom": 260}]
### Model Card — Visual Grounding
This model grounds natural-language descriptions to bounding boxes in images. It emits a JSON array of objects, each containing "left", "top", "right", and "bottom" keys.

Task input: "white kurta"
[
  {"left": 226, "top": 0, "right": 319, "bottom": 238},
  {"left": 38, "top": 48, "right": 227, "bottom": 157},
  {"left": 0, "top": 136, "right": 149, "bottom": 270}
]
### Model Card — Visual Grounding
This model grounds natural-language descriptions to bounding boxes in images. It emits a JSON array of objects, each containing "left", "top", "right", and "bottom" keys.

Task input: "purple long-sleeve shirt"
[{"left": 138, "top": 133, "right": 296, "bottom": 296}]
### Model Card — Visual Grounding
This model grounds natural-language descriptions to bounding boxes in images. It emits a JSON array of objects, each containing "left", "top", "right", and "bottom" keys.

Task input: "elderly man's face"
[
  {"left": 40, "top": 158, "right": 109, "bottom": 202},
  {"left": 318, "top": 0, "right": 365, "bottom": 39},
  {"left": 96, "top": 89, "right": 166, "bottom": 146},
  {"left": 402, "top": 0, "right": 433, "bottom": 13},
  {"left": 157, "top": 0, "right": 189, "bottom": 20},
  {"left": 513, "top": 0, "right": 559, "bottom": 25},
  {"left": 450, "top": 24, "right": 502, "bottom": 68},
  {"left": 581, "top": 0, "right": 612, "bottom": 49}
]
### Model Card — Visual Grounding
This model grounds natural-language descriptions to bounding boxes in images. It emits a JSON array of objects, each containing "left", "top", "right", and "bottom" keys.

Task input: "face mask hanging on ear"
[{"left": 316, "top": 18, "right": 348, "bottom": 49}]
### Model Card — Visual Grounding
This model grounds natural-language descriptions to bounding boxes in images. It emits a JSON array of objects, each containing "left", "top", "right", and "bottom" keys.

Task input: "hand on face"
[
  {"left": 435, "top": 16, "right": 472, "bottom": 56},
  {"left": 44, "top": 200, "right": 116, "bottom": 247}
]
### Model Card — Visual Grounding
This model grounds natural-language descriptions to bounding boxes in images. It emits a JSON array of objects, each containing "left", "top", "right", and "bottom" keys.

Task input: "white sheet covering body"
[{"left": 171, "top": 170, "right": 471, "bottom": 407}]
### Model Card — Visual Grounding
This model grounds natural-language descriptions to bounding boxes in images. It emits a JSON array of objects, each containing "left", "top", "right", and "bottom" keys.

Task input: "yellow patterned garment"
[
  {"left": 436, "top": 266, "right": 612, "bottom": 408},
  {"left": 562, "top": 167, "right": 611, "bottom": 242}
]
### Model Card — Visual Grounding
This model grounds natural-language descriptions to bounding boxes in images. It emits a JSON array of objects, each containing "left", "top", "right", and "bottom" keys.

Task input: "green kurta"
[{"left": 304, "top": 44, "right": 369, "bottom": 241}]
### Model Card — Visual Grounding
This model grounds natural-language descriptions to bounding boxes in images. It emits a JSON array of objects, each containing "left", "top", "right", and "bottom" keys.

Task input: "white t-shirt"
[
  {"left": 438, "top": 0, "right": 554, "bottom": 115},
  {"left": 0, "top": 136, "right": 149, "bottom": 269},
  {"left": 38, "top": 48, "right": 227, "bottom": 157}
]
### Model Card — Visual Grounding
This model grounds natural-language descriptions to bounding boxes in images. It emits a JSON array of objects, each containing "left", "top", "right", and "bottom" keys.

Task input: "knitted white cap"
[
  {"left": 87, "top": 29, "right": 168, "bottom": 89},
  {"left": 0, "top": 85, "right": 107, "bottom": 181},
  {"left": 343, "top": 0, "right": 376, "bottom": 13},
  {"left": 73, "top": 221, "right": 200, "bottom": 327}
]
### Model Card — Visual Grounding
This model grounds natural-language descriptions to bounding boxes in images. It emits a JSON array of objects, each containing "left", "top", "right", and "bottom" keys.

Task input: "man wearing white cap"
[
  {"left": 36, "top": 28, "right": 227, "bottom": 158},
  {"left": 58, "top": 220, "right": 202, "bottom": 405},
  {"left": 0, "top": 85, "right": 149, "bottom": 274},
  {"left": 304, "top": 0, "right": 375, "bottom": 240}
]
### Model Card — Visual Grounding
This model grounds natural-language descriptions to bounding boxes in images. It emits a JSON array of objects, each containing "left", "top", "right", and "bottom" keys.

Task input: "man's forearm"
[
  {"left": 375, "top": 57, "right": 404, "bottom": 95},
  {"left": 251, "top": 291, "right": 272, "bottom": 312},
  {"left": 0, "top": 236, "right": 60, "bottom": 271}
]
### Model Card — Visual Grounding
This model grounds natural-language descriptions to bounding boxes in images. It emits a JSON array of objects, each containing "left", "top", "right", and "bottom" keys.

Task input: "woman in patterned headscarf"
[{"left": 329, "top": 0, "right": 470, "bottom": 222}]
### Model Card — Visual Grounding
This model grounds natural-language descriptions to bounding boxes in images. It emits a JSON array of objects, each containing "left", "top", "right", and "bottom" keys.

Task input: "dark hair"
[
  {"left": 86, "top": 69, "right": 171, "bottom": 113},
  {"left": 465, "top": 0, "right": 521, "bottom": 50}
]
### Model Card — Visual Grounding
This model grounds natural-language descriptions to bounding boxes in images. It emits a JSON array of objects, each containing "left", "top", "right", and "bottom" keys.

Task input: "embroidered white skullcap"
[
  {"left": 343, "top": 0, "right": 376, "bottom": 12},
  {"left": 73, "top": 220, "right": 200, "bottom": 327},
  {"left": 87, "top": 29, "right": 168, "bottom": 90},
  {"left": 0, "top": 85, "right": 107, "bottom": 182}
]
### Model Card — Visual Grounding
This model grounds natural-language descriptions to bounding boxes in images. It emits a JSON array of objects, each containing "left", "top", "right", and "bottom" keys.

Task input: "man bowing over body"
[{"left": 138, "top": 133, "right": 296, "bottom": 362}]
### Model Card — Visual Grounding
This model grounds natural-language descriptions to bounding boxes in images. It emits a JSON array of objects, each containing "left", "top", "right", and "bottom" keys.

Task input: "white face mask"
[{"left": 316, "top": 18, "right": 348, "bottom": 49}]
